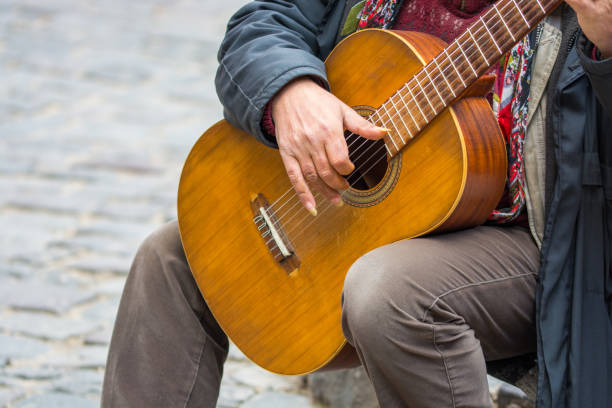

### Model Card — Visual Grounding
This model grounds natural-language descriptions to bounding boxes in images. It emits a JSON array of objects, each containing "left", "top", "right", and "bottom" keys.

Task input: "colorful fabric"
[
  {"left": 488, "top": 33, "right": 537, "bottom": 223},
  {"left": 357, "top": 0, "right": 398, "bottom": 29}
]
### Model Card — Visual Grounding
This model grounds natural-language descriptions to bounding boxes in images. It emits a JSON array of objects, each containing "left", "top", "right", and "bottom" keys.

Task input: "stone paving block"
[
  {"left": 69, "top": 255, "right": 131, "bottom": 275},
  {"left": 217, "top": 383, "right": 256, "bottom": 408},
  {"left": 93, "top": 278, "right": 126, "bottom": 297},
  {"left": 71, "top": 152, "right": 164, "bottom": 175},
  {"left": 52, "top": 369, "right": 104, "bottom": 396},
  {"left": 0, "top": 263, "right": 35, "bottom": 279},
  {"left": 230, "top": 364, "right": 296, "bottom": 392},
  {"left": 240, "top": 392, "right": 315, "bottom": 408},
  {"left": 1, "top": 366, "right": 62, "bottom": 380},
  {"left": 11, "top": 392, "right": 98, "bottom": 408},
  {"left": 0, "top": 280, "right": 97, "bottom": 314},
  {"left": 84, "top": 326, "right": 113, "bottom": 346},
  {"left": 0, "top": 311, "right": 101, "bottom": 341},
  {"left": 5, "top": 193, "right": 99, "bottom": 215},
  {"left": 0, "top": 334, "right": 50, "bottom": 361},
  {"left": 92, "top": 200, "right": 164, "bottom": 222},
  {"left": 81, "top": 297, "right": 121, "bottom": 323},
  {"left": 75, "top": 219, "right": 157, "bottom": 240},
  {"left": 54, "top": 236, "right": 137, "bottom": 257},
  {"left": 0, "top": 386, "right": 26, "bottom": 407},
  {"left": 40, "top": 346, "right": 107, "bottom": 370},
  {"left": 228, "top": 343, "right": 248, "bottom": 362}
]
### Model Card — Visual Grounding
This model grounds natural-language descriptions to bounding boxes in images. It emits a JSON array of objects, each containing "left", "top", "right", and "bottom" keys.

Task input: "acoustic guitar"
[{"left": 178, "top": 0, "right": 561, "bottom": 375}]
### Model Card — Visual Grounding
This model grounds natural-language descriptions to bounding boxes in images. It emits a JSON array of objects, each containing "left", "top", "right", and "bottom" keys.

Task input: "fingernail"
[
  {"left": 306, "top": 203, "right": 317, "bottom": 216},
  {"left": 334, "top": 199, "right": 344, "bottom": 207},
  {"left": 376, "top": 126, "right": 391, "bottom": 132}
]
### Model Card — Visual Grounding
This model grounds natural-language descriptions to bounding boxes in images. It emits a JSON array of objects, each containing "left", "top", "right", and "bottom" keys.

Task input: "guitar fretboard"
[{"left": 372, "top": 0, "right": 562, "bottom": 155}]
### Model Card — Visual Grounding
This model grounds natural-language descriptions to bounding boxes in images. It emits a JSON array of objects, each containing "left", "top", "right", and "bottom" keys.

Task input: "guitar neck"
[{"left": 374, "top": 0, "right": 563, "bottom": 155}]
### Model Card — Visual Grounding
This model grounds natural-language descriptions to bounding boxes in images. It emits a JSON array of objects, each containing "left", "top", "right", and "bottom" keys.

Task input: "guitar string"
[
  {"left": 265, "top": 0, "right": 541, "bottom": 246},
  {"left": 267, "top": 0, "right": 542, "bottom": 218},
  {"left": 267, "top": 0, "right": 540, "bottom": 244},
  {"left": 264, "top": 0, "right": 545, "bottom": 246}
]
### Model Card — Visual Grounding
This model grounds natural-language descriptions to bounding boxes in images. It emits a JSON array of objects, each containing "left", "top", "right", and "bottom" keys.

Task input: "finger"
[
  {"left": 311, "top": 150, "right": 350, "bottom": 190},
  {"left": 309, "top": 174, "right": 343, "bottom": 206},
  {"left": 325, "top": 133, "right": 355, "bottom": 176},
  {"left": 342, "top": 104, "right": 388, "bottom": 140},
  {"left": 279, "top": 151, "right": 317, "bottom": 216}
]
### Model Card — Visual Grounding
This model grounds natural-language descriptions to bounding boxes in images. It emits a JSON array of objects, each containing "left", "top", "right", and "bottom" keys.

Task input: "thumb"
[{"left": 341, "top": 104, "right": 388, "bottom": 140}]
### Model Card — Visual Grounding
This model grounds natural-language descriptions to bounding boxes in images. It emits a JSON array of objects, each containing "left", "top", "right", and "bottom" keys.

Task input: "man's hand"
[
  {"left": 271, "top": 77, "right": 387, "bottom": 215},
  {"left": 565, "top": 0, "right": 612, "bottom": 58}
]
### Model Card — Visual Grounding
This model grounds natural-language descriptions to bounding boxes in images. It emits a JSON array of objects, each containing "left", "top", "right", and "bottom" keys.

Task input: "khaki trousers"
[{"left": 101, "top": 221, "right": 539, "bottom": 408}]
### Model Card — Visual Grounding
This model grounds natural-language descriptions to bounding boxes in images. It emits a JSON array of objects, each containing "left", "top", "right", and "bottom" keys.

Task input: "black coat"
[
  {"left": 214, "top": 1, "right": 612, "bottom": 406},
  {"left": 536, "top": 26, "right": 612, "bottom": 407}
]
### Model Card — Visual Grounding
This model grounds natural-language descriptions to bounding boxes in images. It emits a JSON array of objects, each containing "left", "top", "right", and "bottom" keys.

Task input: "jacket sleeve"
[
  {"left": 577, "top": 33, "right": 612, "bottom": 118},
  {"left": 215, "top": 0, "right": 345, "bottom": 147}
]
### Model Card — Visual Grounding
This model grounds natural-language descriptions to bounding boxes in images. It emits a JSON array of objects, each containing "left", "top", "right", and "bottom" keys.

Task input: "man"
[{"left": 102, "top": 0, "right": 612, "bottom": 407}]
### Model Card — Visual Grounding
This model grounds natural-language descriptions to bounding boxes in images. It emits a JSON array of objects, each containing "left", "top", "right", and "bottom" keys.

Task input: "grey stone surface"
[
  {"left": 0, "top": 0, "right": 335, "bottom": 405},
  {"left": 309, "top": 368, "right": 378, "bottom": 408},
  {"left": 84, "top": 326, "right": 113, "bottom": 346},
  {"left": 0, "top": 281, "right": 97, "bottom": 314},
  {"left": 0, "top": 312, "right": 101, "bottom": 341},
  {"left": 11, "top": 392, "right": 98, "bottom": 408},
  {"left": 40, "top": 346, "right": 108, "bottom": 369},
  {"left": 52, "top": 369, "right": 104, "bottom": 396},
  {"left": 240, "top": 392, "right": 315, "bottom": 408},
  {"left": 0, "top": 387, "right": 25, "bottom": 407},
  {"left": 1, "top": 366, "right": 62, "bottom": 381},
  {"left": 0, "top": 334, "right": 51, "bottom": 361},
  {"left": 217, "top": 384, "right": 256, "bottom": 408},
  {"left": 231, "top": 364, "right": 296, "bottom": 392},
  {"left": 68, "top": 256, "right": 131, "bottom": 275}
]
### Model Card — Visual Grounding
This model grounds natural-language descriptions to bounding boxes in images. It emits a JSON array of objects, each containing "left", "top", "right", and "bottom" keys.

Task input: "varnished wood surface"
[{"left": 177, "top": 29, "right": 506, "bottom": 375}]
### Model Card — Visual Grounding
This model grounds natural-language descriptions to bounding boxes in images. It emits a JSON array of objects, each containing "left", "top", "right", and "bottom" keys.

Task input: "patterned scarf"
[{"left": 356, "top": 0, "right": 539, "bottom": 223}]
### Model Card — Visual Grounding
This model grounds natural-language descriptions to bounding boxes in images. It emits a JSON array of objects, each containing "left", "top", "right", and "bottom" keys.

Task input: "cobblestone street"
[{"left": 0, "top": 0, "right": 318, "bottom": 406}]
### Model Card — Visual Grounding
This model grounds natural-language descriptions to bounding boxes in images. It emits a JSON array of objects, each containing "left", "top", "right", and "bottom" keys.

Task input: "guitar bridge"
[{"left": 250, "top": 194, "right": 300, "bottom": 274}]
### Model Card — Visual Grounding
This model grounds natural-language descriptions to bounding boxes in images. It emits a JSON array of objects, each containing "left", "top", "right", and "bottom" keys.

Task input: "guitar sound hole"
[{"left": 345, "top": 134, "right": 388, "bottom": 191}]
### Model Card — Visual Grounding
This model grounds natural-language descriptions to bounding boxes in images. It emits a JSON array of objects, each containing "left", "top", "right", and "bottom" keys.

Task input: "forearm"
[{"left": 215, "top": 0, "right": 344, "bottom": 146}]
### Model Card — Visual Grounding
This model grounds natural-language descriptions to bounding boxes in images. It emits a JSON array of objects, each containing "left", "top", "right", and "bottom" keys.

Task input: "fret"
[
  {"left": 457, "top": 37, "right": 478, "bottom": 77},
  {"left": 423, "top": 65, "right": 445, "bottom": 106},
  {"left": 511, "top": 0, "right": 530, "bottom": 28},
  {"left": 494, "top": 2, "right": 516, "bottom": 42},
  {"left": 383, "top": 142, "right": 392, "bottom": 156},
  {"left": 407, "top": 85, "right": 429, "bottom": 121},
  {"left": 468, "top": 26, "right": 490, "bottom": 65},
  {"left": 535, "top": 0, "right": 546, "bottom": 14},
  {"left": 374, "top": 110, "right": 400, "bottom": 152},
  {"left": 397, "top": 89, "right": 421, "bottom": 130},
  {"left": 381, "top": 103, "right": 404, "bottom": 143},
  {"left": 388, "top": 97, "right": 412, "bottom": 140},
  {"left": 414, "top": 74, "right": 436, "bottom": 115},
  {"left": 433, "top": 56, "right": 456, "bottom": 98},
  {"left": 480, "top": 16, "right": 502, "bottom": 54},
  {"left": 444, "top": 48, "right": 466, "bottom": 88}
]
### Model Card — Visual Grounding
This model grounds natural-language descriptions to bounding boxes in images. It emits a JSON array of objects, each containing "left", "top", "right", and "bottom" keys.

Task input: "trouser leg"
[
  {"left": 101, "top": 221, "right": 228, "bottom": 408},
  {"left": 341, "top": 226, "right": 539, "bottom": 408}
]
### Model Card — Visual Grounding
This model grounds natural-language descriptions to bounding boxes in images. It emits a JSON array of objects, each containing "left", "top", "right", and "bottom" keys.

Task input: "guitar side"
[{"left": 177, "top": 29, "right": 506, "bottom": 375}]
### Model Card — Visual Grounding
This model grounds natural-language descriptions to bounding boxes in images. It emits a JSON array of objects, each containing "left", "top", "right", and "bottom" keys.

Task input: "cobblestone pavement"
[{"left": 0, "top": 0, "right": 319, "bottom": 406}]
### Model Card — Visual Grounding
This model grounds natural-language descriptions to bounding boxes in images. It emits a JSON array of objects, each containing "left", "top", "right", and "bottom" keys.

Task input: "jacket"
[{"left": 214, "top": 1, "right": 612, "bottom": 406}]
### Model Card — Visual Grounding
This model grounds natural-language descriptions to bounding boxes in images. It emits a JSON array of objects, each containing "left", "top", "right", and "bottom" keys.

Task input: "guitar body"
[{"left": 177, "top": 29, "right": 506, "bottom": 375}]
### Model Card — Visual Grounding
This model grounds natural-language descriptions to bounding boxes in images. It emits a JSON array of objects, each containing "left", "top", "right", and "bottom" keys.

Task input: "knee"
[
  {"left": 341, "top": 241, "right": 452, "bottom": 348},
  {"left": 128, "top": 221, "right": 187, "bottom": 293},
  {"left": 341, "top": 248, "right": 423, "bottom": 347}
]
